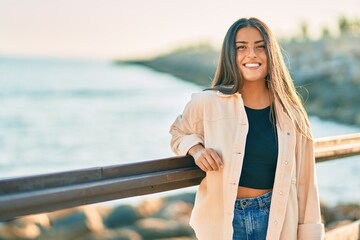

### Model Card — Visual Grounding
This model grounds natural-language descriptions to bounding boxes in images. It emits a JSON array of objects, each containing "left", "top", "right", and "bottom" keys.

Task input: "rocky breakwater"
[
  {"left": 0, "top": 192, "right": 196, "bottom": 240},
  {"left": 282, "top": 35, "right": 360, "bottom": 127},
  {"left": 120, "top": 35, "right": 360, "bottom": 127},
  {"left": 0, "top": 192, "right": 359, "bottom": 239}
]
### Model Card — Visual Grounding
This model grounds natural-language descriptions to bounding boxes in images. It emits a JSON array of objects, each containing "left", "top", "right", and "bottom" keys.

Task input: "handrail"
[
  {"left": 324, "top": 220, "right": 360, "bottom": 240},
  {"left": 314, "top": 133, "right": 360, "bottom": 162},
  {"left": 0, "top": 156, "right": 205, "bottom": 220},
  {"left": 0, "top": 133, "right": 359, "bottom": 221}
]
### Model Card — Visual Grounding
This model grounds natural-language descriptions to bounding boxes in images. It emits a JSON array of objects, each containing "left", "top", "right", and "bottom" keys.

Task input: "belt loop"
[
  {"left": 257, "top": 195, "right": 264, "bottom": 207},
  {"left": 235, "top": 199, "right": 241, "bottom": 209}
]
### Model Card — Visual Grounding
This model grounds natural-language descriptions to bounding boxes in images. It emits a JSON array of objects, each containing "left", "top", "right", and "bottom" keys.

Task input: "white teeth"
[{"left": 245, "top": 63, "right": 260, "bottom": 67}]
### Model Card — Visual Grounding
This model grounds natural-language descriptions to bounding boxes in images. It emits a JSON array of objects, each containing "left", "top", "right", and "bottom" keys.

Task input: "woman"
[{"left": 169, "top": 18, "right": 325, "bottom": 240}]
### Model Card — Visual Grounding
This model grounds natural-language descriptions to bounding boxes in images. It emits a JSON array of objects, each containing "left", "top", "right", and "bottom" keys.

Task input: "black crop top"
[{"left": 238, "top": 105, "right": 278, "bottom": 189}]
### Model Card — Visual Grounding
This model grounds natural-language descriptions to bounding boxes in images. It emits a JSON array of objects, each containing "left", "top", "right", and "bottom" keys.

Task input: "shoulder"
[
  {"left": 191, "top": 89, "right": 238, "bottom": 103},
  {"left": 191, "top": 90, "right": 218, "bottom": 101},
  {"left": 188, "top": 90, "right": 240, "bottom": 121},
  {"left": 191, "top": 90, "right": 240, "bottom": 109},
  {"left": 185, "top": 90, "right": 238, "bottom": 119},
  {"left": 187, "top": 90, "right": 219, "bottom": 109}
]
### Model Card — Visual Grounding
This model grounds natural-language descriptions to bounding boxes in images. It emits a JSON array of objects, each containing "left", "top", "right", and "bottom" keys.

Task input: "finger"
[
  {"left": 204, "top": 157, "right": 218, "bottom": 171},
  {"left": 194, "top": 155, "right": 208, "bottom": 171},
  {"left": 209, "top": 150, "right": 223, "bottom": 169},
  {"left": 200, "top": 151, "right": 216, "bottom": 171},
  {"left": 201, "top": 157, "right": 213, "bottom": 171},
  {"left": 197, "top": 161, "right": 208, "bottom": 172},
  {"left": 196, "top": 150, "right": 214, "bottom": 171}
]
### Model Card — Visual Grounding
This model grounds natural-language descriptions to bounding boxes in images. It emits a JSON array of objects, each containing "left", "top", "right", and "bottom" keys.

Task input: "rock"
[
  {"left": 38, "top": 206, "right": 104, "bottom": 240},
  {"left": 104, "top": 204, "right": 142, "bottom": 229},
  {"left": 156, "top": 238, "right": 196, "bottom": 240},
  {"left": 326, "top": 219, "right": 353, "bottom": 231},
  {"left": 92, "top": 205, "right": 114, "bottom": 219},
  {"left": 137, "top": 197, "right": 164, "bottom": 217},
  {"left": 132, "top": 218, "right": 194, "bottom": 239},
  {"left": 155, "top": 201, "right": 193, "bottom": 223},
  {"left": 82, "top": 228, "right": 143, "bottom": 240},
  {"left": 0, "top": 213, "right": 50, "bottom": 239},
  {"left": 0, "top": 221, "right": 41, "bottom": 239},
  {"left": 163, "top": 192, "right": 196, "bottom": 205},
  {"left": 81, "top": 206, "right": 106, "bottom": 233},
  {"left": 0, "top": 214, "right": 50, "bottom": 239},
  {"left": 47, "top": 207, "right": 80, "bottom": 222},
  {"left": 14, "top": 213, "right": 51, "bottom": 229},
  {"left": 322, "top": 203, "right": 360, "bottom": 226}
]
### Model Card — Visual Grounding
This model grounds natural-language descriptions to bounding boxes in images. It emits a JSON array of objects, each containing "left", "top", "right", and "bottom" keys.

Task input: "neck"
[{"left": 240, "top": 81, "right": 271, "bottom": 109}]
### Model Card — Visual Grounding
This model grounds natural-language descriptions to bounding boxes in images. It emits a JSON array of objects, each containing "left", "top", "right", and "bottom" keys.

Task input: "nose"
[{"left": 247, "top": 47, "right": 257, "bottom": 58}]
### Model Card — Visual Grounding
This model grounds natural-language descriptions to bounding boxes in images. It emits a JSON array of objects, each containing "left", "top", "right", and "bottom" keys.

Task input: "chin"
[{"left": 243, "top": 77, "right": 266, "bottom": 82}]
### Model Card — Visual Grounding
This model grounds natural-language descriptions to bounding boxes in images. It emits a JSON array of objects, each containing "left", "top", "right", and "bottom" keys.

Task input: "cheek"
[
  {"left": 263, "top": 62, "right": 268, "bottom": 73},
  {"left": 236, "top": 54, "right": 243, "bottom": 67},
  {"left": 261, "top": 54, "right": 268, "bottom": 71}
]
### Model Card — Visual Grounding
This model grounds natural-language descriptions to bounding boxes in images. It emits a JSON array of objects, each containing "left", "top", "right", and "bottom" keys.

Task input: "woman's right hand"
[{"left": 188, "top": 144, "right": 223, "bottom": 172}]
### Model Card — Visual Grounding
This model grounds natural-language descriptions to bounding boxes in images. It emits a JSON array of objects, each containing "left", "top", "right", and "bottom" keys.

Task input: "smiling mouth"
[{"left": 244, "top": 63, "right": 261, "bottom": 68}]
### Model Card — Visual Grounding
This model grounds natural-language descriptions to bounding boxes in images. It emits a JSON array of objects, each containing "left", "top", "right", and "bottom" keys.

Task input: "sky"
[{"left": 0, "top": 0, "right": 359, "bottom": 60}]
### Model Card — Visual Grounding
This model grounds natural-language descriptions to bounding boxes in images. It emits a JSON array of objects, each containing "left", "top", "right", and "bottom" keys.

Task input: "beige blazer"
[{"left": 170, "top": 90, "right": 325, "bottom": 240}]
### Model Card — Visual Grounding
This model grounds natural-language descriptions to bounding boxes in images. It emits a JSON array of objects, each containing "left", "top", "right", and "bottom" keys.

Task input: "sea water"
[{"left": 0, "top": 56, "right": 359, "bottom": 206}]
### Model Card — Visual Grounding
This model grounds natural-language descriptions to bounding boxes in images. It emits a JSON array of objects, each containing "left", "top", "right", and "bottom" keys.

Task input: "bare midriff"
[{"left": 237, "top": 186, "right": 272, "bottom": 198}]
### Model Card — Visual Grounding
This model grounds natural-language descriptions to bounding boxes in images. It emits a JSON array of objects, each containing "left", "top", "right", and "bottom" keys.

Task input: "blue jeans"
[{"left": 232, "top": 191, "right": 272, "bottom": 240}]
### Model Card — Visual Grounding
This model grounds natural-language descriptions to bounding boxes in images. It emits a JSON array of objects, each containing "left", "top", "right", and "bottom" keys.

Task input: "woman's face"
[{"left": 235, "top": 27, "right": 268, "bottom": 83}]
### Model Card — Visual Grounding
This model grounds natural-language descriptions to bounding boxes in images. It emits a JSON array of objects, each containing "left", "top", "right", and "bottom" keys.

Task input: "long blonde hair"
[{"left": 208, "top": 17, "right": 312, "bottom": 139}]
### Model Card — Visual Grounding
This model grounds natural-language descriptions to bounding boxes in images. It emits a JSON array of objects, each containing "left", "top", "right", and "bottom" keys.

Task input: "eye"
[
  {"left": 257, "top": 45, "right": 266, "bottom": 49},
  {"left": 236, "top": 45, "right": 246, "bottom": 50}
]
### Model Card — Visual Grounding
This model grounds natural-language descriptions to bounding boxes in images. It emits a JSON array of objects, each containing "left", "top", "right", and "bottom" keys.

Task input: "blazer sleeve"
[
  {"left": 296, "top": 135, "right": 325, "bottom": 240},
  {"left": 169, "top": 93, "right": 204, "bottom": 156}
]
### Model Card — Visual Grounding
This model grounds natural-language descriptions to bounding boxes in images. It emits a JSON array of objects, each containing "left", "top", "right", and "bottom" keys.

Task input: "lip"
[{"left": 243, "top": 62, "right": 261, "bottom": 68}]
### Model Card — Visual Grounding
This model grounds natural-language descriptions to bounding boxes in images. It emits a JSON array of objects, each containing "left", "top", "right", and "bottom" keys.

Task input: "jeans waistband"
[{"left": 234, "top": 191, "right": 272, "bottom": 210}]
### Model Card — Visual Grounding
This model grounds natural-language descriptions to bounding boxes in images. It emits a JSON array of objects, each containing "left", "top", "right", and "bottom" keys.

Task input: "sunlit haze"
[{"left": 0, "top": 0, "right": 359, "bottom": 59}]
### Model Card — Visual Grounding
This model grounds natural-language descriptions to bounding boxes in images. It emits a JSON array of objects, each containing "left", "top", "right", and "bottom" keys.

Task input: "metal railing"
[{"left": 0, "top": 133, "right": 360, "bottom": 221}]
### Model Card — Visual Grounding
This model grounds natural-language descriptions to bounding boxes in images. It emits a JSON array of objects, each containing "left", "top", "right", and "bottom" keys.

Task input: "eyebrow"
[{"left": 235, "top": 40, "right": 264, "bottom": 44}]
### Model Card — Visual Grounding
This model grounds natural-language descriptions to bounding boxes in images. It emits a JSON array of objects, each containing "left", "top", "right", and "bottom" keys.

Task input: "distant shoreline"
[{"left": 116, "top": 35, "right": 360, "bottom": 128}]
